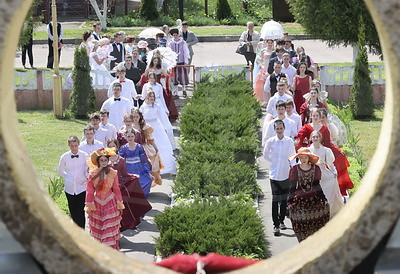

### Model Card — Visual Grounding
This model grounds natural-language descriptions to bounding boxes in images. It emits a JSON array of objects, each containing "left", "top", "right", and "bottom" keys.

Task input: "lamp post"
[{"left": 51, "top": 0, "right": 63, "bottom": 118}]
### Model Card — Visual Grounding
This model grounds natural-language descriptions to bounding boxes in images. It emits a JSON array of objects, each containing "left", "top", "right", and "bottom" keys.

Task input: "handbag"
[{"left": 236, "top": 44, "right": 247, "bottom": 55}]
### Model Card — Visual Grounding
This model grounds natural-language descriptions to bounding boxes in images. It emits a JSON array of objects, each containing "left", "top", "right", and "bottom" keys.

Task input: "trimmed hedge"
[
  {"left": 155, "top": 75, "right": 268, "bottom": 259},
  {"left": 174, "top": 75, "right": 262, "bottom": 198},
  {"left": 154, "top": 197, "right": 268, "bottom": 259}
]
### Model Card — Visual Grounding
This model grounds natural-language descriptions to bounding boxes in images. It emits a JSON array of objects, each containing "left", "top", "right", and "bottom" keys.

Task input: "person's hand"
[
  {"left": 149, "top": 174, "right": 155, "bottom": 181},
  {"left": 294, "top": 139, "right": 300, "bottom": 147},
  {"left": 135, "top": 95, "right": 141, "bottom": 99},
  {"left": 119, "top": 208, "right": 124, "bottom": 215}
]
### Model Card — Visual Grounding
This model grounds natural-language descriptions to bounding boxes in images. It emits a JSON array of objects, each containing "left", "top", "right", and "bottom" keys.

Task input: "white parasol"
[
  {"left": 147, "top": 47, "right": 178, "bottom": 72},
  {"left": 260, "top": 20, "right": 284, "bottom": 40},
  {"left": 138, "top": 27, "right": 164, "bottom": 39}
]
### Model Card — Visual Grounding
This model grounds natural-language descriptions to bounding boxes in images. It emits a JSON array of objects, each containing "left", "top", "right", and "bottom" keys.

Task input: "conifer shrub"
[
  {"left": 154, "top": 197, "right": 268, "bottom": 259},
  {"left": 140, "top": 0, "right": 159, "bottom": 21},
  {"left": 216, "top": 0, "right": 232, "bottom": 20},
  {"left": 349, "top": 17, "right": 375, "bottom": 119},
  {"left": 69, "top": 47, "right": 95, "bottom": 118}
]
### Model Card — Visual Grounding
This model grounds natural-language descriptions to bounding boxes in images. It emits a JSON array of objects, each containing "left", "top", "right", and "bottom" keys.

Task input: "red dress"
[
  {"left": 299, "top": 101, "right": 328, "bottom": 125},
  {"left": 296, "top": 124, "right": 354, "bottom": 195},
  {"left": 85, "top": 169, "right": 124, "bottom": 250},
  {"left": 293, "top": 75, "right": 311, "bottom": 114}
]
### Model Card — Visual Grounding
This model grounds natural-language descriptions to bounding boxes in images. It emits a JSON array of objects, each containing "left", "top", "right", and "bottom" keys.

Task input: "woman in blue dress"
[{"left": 119, "top": 128, "right": 154, "bottom": 198}]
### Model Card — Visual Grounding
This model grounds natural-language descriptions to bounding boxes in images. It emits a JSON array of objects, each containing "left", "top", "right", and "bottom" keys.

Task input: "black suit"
[
  {"left": 110, "top": 42, "right": 125, "bottom": 69},
  {"left": 268, "top": 57, "right": 283, "bottom": 75},
  {"left": 47, "top": 22, "right": 63, "bottom": 69}
]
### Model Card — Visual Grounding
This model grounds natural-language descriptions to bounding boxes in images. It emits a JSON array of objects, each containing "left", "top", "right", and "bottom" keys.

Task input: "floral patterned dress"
[{"left": 288, "top": 165, "right": 330, "bottom": 242}]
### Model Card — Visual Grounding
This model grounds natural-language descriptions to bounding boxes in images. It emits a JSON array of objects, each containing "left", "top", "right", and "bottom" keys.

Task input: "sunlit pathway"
[
  {"left": 257, "top": 110, "right": 299, "bottom": 256},
  {"left": 119, "top": 87, "right": 192, "bottom": 262}
]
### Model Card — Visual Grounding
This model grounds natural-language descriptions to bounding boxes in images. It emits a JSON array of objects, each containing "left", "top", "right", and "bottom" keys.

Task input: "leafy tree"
[
  {"left": 140, "top": 0, "right": 159, "bottom": 21},
  {"left": 349, "top": 18, "right": 375, "bottom": 119},
  {"left": 69, "top": 47, "right": 96, "bottom": 118},
  {"left": 287, "top": 0, "right": 381, "bottom": 54},
  {"left": 19, "top": 0, "right": 42, "bottom": 48},
  {"left": 216, "top": 0, "right": 232, "bottom": 20}
]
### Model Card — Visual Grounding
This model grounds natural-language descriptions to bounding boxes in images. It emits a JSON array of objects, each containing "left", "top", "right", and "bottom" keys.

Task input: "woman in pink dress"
[
  {"left": 85, "top": 148, "right": 125, "bottom": 250},
  {"left": 292, "top": 62, "right": 312, "bottom": 114}
]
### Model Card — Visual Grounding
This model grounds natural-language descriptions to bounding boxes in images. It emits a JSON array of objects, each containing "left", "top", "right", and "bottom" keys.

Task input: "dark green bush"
[
  {"left": 154, "top": 197, "right": 268, "bottom": 259},
  {"left": 349, "top": 18, "right": 375, "bottom": 119},
  {"left": 139, "top": 0, "right": 159, "bottom": 21},
  {"left": 69, "top": 47, "right": 96, "bottom": 119},
  {"left": 173, "top": 160, "right": 259, "bottom": 198},
  {"left": 216, "top": 0, "right": 232, "bottom": 20}
]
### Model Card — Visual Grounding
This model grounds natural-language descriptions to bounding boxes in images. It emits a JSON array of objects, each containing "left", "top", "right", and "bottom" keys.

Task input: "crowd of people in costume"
[
  {"left": 257, "top": 33, "right": 353, "bottom": 241},
  {"left": 57, "top": 21, "right": 198, "bottom": 250},
  {"left": 78, "top": 21, "right": 197, "bottom": 102}
]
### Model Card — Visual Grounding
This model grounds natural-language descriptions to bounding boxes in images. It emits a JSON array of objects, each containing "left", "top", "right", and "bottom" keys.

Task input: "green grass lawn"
[
  {"left": 33, "top": 23, "right": 305, "bottom": 40},
  {"left": 18, "top": 110, "right": 87, "bottom": 183},
  {"left": 349, "top": 107, "right": 383, "bottom": 163}
]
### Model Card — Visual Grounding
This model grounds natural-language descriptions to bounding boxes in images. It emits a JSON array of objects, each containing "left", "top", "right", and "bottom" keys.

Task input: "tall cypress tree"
[
  {"left": 216, "top": 0, "right": 232, "bottom": 20},
  {"left": 349, "top": 17, "right": 375, "bottom": 119},
  {"left": 140, "top": 0, "right": 159, "bottom": 21},
  {"left": 69, "top": 47, "right": 96, "bottom": 118}
]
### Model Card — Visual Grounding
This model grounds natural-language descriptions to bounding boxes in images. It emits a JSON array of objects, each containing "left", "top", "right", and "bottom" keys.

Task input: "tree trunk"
[
  {"left": 205, "top": 0, "right": 208, "bottom": 16},
  {"left": 179, "top": 0, "right": 184, "bottom": 20},
  {"left": 89, "top": 0, "right": 107, "bottom": 30}
]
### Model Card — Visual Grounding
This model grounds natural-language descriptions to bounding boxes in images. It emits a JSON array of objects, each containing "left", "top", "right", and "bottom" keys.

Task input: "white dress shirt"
[
  {"left": 101, "top": 96, "right": 132, "bottom": 130},
  {"left": 141, "top": 82, "right": 169, "bottom": 114},
  {"left": 263, "top": 136, "right": 296, "bottom": 181},
  {"left": 81, "top": 127, "right": 110, "bottom": 146},
  {"left": 266, "top": 92, "right": 296, "bottom": 117},
  {"left": 108, "top": 78, "right": 137, "bottom": 108},
  {"left": 263, "top": 116, "right": 297, "bottom": 144},
  {"left": 78, "top": 140, "right": 104, "bottom": 156},
  {"left": 100, "top": 122, "right": 117, "bottom": 140},
  {"left": 281, "top": 64, "right": 297, "bottom": 86},
  {"left": 287, "top": 113, "right": 302, "bottom": 134},
  {"left": 58, "top": 150, "right": 88, "bottom": 195}
]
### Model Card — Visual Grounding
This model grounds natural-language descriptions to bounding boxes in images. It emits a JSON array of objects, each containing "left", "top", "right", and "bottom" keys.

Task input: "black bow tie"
[
  {"left": 114, "top": 98, "right": 121, "bottom": 101},
  {"left": 71, "top": 154, "right": 79, "bottom": 158}
]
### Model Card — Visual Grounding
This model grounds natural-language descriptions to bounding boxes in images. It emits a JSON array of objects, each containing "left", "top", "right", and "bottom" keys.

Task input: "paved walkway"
[
  {"left": 14, "top": 40, "right": 381, "bottom": 69},
  {"left": 257, "top": 112, "right": 298, "bottom": 256}
]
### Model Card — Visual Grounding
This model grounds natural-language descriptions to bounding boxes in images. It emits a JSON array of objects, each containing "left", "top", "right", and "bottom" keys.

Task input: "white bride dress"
[
  {"left": 309, "top": 143, "right": 344, "bottom": 217},
  {"left": 89, "top": 52, "right": 114, "bottom": 86},
  {"left": 140, "top": 102, "right": 177, "bottom": 174}
]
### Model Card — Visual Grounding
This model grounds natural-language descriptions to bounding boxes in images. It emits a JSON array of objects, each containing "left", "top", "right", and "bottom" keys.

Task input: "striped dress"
[{"left": 85, "top": 168, "right": 124, "bottom": 250}]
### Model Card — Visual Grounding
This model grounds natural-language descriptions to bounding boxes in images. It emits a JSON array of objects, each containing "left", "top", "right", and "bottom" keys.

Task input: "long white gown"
[
  {"left": 89, "top": 52, "right": 113, "bottom": 86},
  {"left": 140, "top": 102, "right": 177, "bottom": 174},
  {"left": 309, "top": 144, "right": 344, "bottom": 217}
]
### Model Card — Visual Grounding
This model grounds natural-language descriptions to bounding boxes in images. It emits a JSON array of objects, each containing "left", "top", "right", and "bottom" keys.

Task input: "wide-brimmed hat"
[
  {"left": 90, "top": 147, "right": 116, "bottom": 166},
  {"left": 289, "top": 147, "right": 319, "bottom": 165}
]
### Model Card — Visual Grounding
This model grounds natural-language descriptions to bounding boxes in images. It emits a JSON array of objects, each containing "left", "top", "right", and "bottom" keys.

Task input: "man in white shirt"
[
  {"left": 108, "top": 66, "right": 138, "bottom": 108},
  {"left": 99, "top": 109, "right": 117, "bottom": 140},
  {"left": 266, "top": 82, "right": 295, "bottom": 118},
  {"left": 101, "top": 82, "right": 132, "bottom": 130},
  {"left": 263, "top": 120, "right": 296, "bottom": 236},
  {"left": 58, "top": 136, "right": 88, "bottom": 228},
  {"left": 285, "top": 99, "right": 302, "bottom": 134},
  {"left": 263, "top": 100, "right": 297, "bottom": 146},
  {"left": 79, "top": 124, "right": 104, "bottom": 155},
  {"left": 82, "top": 113, "right": 110, "bottom": 146},
  {"left": 281, "top": 53, "right": 297, "bottom": 86}
]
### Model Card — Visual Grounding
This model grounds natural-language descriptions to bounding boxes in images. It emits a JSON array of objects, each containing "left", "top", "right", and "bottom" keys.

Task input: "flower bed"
[{"left": 154, "top": 75, "right": 268, "bottom": 259}]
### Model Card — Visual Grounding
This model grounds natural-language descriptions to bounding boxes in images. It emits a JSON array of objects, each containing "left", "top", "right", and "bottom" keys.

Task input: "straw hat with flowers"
[
  {"left": 289, "top": 147, "right": 319, "bottom": 165},
  {"left": 86, "top": 147, "right": 117, "bottom": 170}
]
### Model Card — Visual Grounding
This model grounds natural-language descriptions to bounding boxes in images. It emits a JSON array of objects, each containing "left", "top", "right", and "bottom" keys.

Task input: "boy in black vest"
[{"left": 264, "top": 61, "right": 288, "bottom": 101}]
